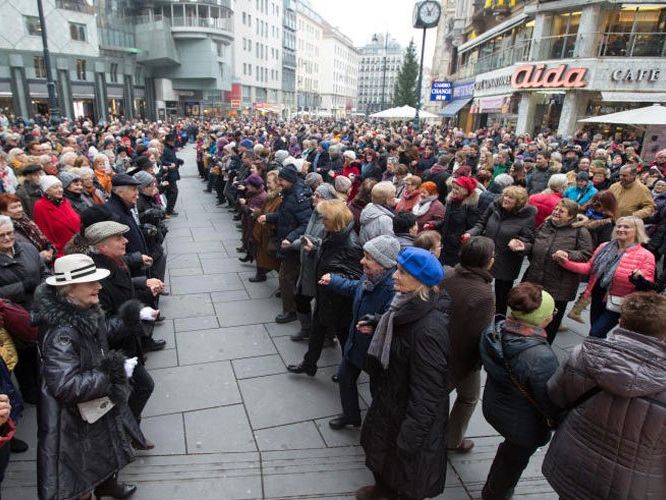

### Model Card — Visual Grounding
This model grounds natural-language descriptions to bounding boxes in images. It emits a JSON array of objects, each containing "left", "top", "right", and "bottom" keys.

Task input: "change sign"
[{"left": 430, "top": 81, "right": 452, "bottom": 102}]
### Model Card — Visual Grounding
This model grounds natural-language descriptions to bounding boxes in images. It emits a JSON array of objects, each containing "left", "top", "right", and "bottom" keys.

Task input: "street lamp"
[
  {"left": 412, "top": 1, "right": 441, "bottom": 130},
  {"left": 36, "top": 0, "right": 60, "bottom": 128}
]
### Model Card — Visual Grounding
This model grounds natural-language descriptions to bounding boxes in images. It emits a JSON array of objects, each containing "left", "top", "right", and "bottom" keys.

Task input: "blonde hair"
[
  {"left": 371, "top": 181, "right": 396, "bottom": 205},
  {"left": 316, "top": 199, "right": 353, "bottom": 232},
  {"left": 613, "top": 216, "right": 649, "bottom": 244},
  {"left": 500, "top": 185, "right": 528, "bottom": 211}
]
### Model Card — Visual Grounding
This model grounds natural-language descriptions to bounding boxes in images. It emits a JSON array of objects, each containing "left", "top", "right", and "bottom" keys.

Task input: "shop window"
[
  {"left": 70, "top": 22, "right": 87, "bottom": 42},
  {"left": 110, "top": 63, "right": 118, "bottom": 83},
  {"left": 25, "top": 16, "right": 41, "bottom": 36},
  {"left": 34, "top": 56, "right": 46, "bottom": 79},
  {"left": 601, "top": 6, "right": 666, "bottom": 57},
  {"left": 76, "top": 59, "right": 87, "bottom": 80}
]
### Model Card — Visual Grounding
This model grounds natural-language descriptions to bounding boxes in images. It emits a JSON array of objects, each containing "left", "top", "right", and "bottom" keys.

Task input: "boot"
[
  {"left": 94, "top": 474, "right": 137, "bottom": 499},
  {"left": 290, "top": 312, "right": 312, "bottom": 341},
  {"left": 567, "top": 294, "right": 591, "bottom": 324}
]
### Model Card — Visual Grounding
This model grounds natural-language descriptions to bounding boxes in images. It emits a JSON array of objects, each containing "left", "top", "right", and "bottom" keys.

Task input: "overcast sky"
[{"left": 309, "top": 0, "right": 436, "bottom": 71}]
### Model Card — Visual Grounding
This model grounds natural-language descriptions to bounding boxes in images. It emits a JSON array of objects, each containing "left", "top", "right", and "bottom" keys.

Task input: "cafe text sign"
[{"left": 511, "top": 64, "right": 588, "bottom": 90}]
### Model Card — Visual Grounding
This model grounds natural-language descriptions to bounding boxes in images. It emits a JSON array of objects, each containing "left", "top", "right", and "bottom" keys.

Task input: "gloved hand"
[
  {"left": 124, "top": 357, "right": 138, "bottom": 378},
  {"left": 140, "top": 307, "right": 160, "bottom": 321}
]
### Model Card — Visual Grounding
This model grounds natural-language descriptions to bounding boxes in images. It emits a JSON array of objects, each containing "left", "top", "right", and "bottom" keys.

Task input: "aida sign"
[{"left": 511, "top": 63, "right": 588, "bottom": 89}]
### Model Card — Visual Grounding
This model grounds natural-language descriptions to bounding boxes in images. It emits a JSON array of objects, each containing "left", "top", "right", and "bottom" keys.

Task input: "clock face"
[{"left": 419, "top": 1, "right": 441, "bottom": 26}]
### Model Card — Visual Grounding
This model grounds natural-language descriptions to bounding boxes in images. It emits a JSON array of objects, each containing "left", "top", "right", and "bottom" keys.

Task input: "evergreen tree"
[{"left": 393, "top": 39, "right": 419, "bottom": 107}]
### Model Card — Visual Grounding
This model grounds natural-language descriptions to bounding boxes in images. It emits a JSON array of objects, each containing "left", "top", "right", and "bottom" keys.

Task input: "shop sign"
[
  {"left": 511, "top": 64, "right": 587, "bottom": 89},
  {"left": 430, "top": 81, "right": 453, "bottom": 101},
  {"left": 452, "top": 80, "right": 475, "bottom": 99},
  {"left": 611, "top": 69, "right": 660, "bottom": 83},
  {"left": 475, "top": 74, "right": 512, "bottom": 92},
  {"left": 230, "top": 99, "right": 241, "bottom": 109}
]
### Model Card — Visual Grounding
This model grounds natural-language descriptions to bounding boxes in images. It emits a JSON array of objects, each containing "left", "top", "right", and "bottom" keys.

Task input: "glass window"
[
  {"left": 76, "top": 59, "right": 87, "bottom": 80},
  {"left": 25, "top": 16, "right": 41, "bottom": 36},
  {"left": 70, "top": 22, "right": 87, "bottom": 41},
  {"left": 603, "top": 6, "right": 666, "bottom": 57},
  {"left": 110, "top": 63, "right": 118, "bottom": 83},
  {"left": 34, "top": 56, "right": 46, "bottom": 79}
]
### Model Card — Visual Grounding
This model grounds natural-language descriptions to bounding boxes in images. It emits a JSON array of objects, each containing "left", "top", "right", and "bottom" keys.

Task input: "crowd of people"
[{"left": 0, "top": 114, "right": 663, "bottom": 500}]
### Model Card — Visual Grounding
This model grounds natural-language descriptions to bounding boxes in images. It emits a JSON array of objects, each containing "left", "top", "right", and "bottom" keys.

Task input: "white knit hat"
[{"left": 39, "top": 175, "right": 62, "bottom": 193}]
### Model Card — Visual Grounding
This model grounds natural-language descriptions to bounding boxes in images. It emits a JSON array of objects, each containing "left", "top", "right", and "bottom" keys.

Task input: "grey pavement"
[{"left": 3, "top": 145, "right": 589, "bottom": 499}]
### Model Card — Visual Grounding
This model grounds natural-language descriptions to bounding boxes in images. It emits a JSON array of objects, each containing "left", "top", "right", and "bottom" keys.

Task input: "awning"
[
  {"left": 602, "top": 92, "right": 666, "bottom": 103},
  {"left": 439, "top": 97, "right": 473, "bottom": 117},
  {"left": 474, "top": 94, "right": 513, "bottom": 113},
  {"left": 458, "top": 13, "right": 529, "bottom": 54}
]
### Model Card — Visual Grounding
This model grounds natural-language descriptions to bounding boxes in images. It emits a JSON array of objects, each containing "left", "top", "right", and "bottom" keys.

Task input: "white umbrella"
[
  {"left": 579, "top": 103, "right": 666, "bottom": 125},
  {"left": 370, "top": 105, "right": 439, "bottom": 119}
]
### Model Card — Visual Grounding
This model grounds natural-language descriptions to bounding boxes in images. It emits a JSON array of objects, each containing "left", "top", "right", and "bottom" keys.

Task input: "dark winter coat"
[
  {"left": 0, "top": 241, "right": 50, "bottom": 308},
  {"left": 105, "top": 194, "right": 149, "bottom": 257},
  {"left": 136, "top": 193, "right": 166, "bottom": 262},
  {"left": 265, "top": 180, "right": 312, "bottom": 257},
  {"left": 468, "top": 201, "right": 536, "bottom": 281},
  {"left": 441, "top": 265, "right": 494, "bottom": 385},
  {"left": 295, "top": 211, "right": 326, "bottom": 298},
  {"left": 32, "top": 284, "right": 145, "bottom": 500},
  {"left": 15, "top": 180, "right": 42, "bottom": 218},
  {"left": 160, "top": 143, "right": 181, "bottom": 182},
  {"left": 480, "top": 317, "right": 560, "bottom": 448},
  {"left": 361, "top": 162, "right": 383, "bottom": 182},
  {"left": 329, "top": 270, "right": 395, "bottom": 370},
  {"left": 63, "top": 190, "right": 93, "bottom": 215},
  {"left": 437, "top": 198, "right": 480, "bottom": 266},
  {"left": 543, "top": 328, "right": 666, "bottom": 500},
  {"left": 526, "top": 166, "right": 552, "bottom": 195},
  {"left": 361, "top": 292, "right": 450, "bottom": 500},
  {"left": 523, "top": 220, "right": 593, "bottom": 301},
  {"left": 477, "top": 182, "right": 502, "bottom": 215}
]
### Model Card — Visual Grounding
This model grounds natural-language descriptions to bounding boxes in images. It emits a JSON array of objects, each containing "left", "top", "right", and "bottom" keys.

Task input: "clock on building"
[{"left": 413, "top": 1, "right": 442, "bottom": 29}]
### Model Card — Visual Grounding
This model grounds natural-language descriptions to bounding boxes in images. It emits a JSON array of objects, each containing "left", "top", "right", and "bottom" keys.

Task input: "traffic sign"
[{"left": 430, "top": 81, "right": 452, "bottom": 102}]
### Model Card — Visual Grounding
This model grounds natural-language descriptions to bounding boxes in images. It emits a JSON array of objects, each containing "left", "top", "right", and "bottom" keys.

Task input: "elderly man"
[
  {"left": 609, "top": 165, "right": 656, "bottom": 219},
  {"left": 15, "top": 163, "right": 43, "bottom": 218},
  {"left": 85, "top": 221, "right": 161, "bottom": 434},
  {"left": 106, "top": 174, "right": 150, "bottom": 259}
]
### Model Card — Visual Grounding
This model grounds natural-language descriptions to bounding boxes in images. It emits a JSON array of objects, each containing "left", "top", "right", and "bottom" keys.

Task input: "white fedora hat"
[{"left": 45, "top": 254, "right": 110, "bottom": 286}]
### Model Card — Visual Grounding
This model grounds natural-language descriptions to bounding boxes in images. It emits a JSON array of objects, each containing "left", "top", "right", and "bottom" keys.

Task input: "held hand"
[
  {"left": 142, "top": 255, "right": 154, "bottom": 267},
  {"left": 508, "top": 239, "right": 525, "bottom": 252},
  {"left": 302, "top": 236, "right": 314, "bottom": 252},
  {"left": 140, "top": 307, "right": 160, "bottom": 321},
  {"left": 355, "top": 323, "right": 375, "bottom": 335},
  {"left": 280, "top": 239, "right": 291, "bottom": 250},
  {"left": 631, "top": 269, "right": 644, "bottom": 279},
  {"left": 423, "top": 223, "right": 434, "bottom": 231},
  {"left": 239, "top": 198, "right": 246, "bottom": 205},
  {"left": 146, "top": 278, "right": 164, "bottom": 296},
  {"left": 318, "top": 273, "right": 331, "bottom": 286},
  {"left": 257, "top": 215, "right": 267, "bottom": 224},
  {"left": 0, "top": 394, "right": 10, "bottom": 426},
  {"left": 552, "top": 250, "right": 568, "bottom": 263},
  {"left": 460, "top": 233, "right": 471, "bottom": 244}
]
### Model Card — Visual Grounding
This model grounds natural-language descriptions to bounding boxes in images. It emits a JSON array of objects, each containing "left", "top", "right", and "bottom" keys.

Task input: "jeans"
[
  {"left": 448, "top": 370, "right": 481, "bottom": 448},
  {"left": 483, "top": 440, "right": 539, "bottom": 500},
  {"left": 589, "top": 283, "right": 620, "bottom": 339},
  {"left": 545, "top": 300, "right": 569, "bottom": 343},
  {"left": 128, "top": 363, "right": 155, "bottom": 421},
  {"left": 494, "top": 279, "right": 514, "bottom": 316},
  {"left": 337, "top": 358, "right": 363, "bottom": 421}
]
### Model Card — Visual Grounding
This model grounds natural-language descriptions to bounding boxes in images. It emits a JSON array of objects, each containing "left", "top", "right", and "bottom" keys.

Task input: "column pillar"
[
  {"left": 56, "top": 57, "right": 73, "bottom": 119},
  {"left": 123, "top": 73, "right": 134, "bottom": 119},
  {"left": 9, "top": 55, "right": 29, "bottom": 119},
  {"left": 557, "top": 91, "right": 589, "bottom": 138},
  {"left": 516, "top": 92, "right": 538, "bottom": 135},
  {"left": 576, "top": 4, "right": 605, "bottom": 58},
  {"left": 529, "top": 13, "right": 552, "bottom": 61}
]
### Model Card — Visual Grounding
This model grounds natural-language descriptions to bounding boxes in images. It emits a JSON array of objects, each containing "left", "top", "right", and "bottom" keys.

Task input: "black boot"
[
  {"left": 94, "top": 474, "right": 137, "bottom": 499},
  {"left": 238, "top": 253, "right": 254, "bottom": 263},
  {"left": 286, "top": 362, "right": 317, "bottom": 376}
]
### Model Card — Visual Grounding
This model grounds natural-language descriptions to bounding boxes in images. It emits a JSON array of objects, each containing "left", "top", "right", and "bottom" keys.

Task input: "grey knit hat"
[
  {"left": 133, "top": 170, "right": 155, "bottom": 189},
  {"left": 334, "top": 175, "right": 352, "bottom": 193},
  {"left": 274, "top": 150, "right": 289, "bottom": 163},
  {"left": 304, "top": 172, "right": 323, "bottom": 188},
  {"left": 315, "top": 183, "right": 336, "bottom": 200},
  {"left": 85, "top": 221, "right": 129, "bottom": 246},
  {"left": 59, "top": 171, "right": 81, "bottom": 189},
  {"left": 363, "top": 235, "right": 400, "bottom": 269}
]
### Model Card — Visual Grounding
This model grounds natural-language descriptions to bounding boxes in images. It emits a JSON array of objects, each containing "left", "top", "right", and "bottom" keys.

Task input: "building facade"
[
  {"left": 295, "top": 0, "right": 323, "bottom": 112},
  {"left": 357, "top": 34, "right": 403, "bottom": 115},
  {"left": 281, "top": 0, "right": 297, "bottom": 117},
  {"left": 433, "top": 0, "right": 666, "bottom": 138},
  {"left": 319, "top": 23, "right": 359, "bottom": 117}
]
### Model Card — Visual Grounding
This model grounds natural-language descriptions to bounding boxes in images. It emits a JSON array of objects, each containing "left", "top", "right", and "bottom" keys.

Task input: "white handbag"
[{"left": 606, "top": 294, "right": 625, "bottom": 313}]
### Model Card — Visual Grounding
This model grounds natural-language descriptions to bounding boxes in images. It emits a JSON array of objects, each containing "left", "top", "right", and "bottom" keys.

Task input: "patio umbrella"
[
  {"left": 370, "top": 105, "right": 439, "bottom": 119},
  {"left": 579, "top": 103, "right": 666, "bottom": 125}
]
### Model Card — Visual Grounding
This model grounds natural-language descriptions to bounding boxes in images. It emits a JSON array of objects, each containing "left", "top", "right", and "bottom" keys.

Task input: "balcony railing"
[
  {"left": 456, "top": 39, "right": 531, "bottom": 79},
  {"left": 532, "top": 33, "right": 579, "bottom": 60},
  {"left": 599, "top": 32, "right": 666, "bottom": 58},
  {"left": 171, "top": 16, "right": 232, "bottom": 32}
]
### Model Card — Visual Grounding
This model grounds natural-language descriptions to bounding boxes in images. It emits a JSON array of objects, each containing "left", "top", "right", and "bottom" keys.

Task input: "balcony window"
[
  {"left": 600, "top": 6, "right": 666, "bottom": 57},
  {"left": 76, "top": 59, "right": 87, "bottom": 80},
  {"left": 25, "top": 16, "right": 41, "bottom": 36},
  {"left": 34, "top": 56, "right": 46, "bottom": 79},
  {"left": 70, "top": 22, "right": 87, "bottom": 42}
]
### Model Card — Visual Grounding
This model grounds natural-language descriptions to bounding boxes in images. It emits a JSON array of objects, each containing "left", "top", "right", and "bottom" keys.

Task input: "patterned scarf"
[
  {"left": 367, "top": 291, "right": 415, "bottom": 369},
  {"left": 13, "top": 215, "right": 52, "bottom": 251},
  {"left": 592, "top": 240, "right": 635, "bottom": 289}
]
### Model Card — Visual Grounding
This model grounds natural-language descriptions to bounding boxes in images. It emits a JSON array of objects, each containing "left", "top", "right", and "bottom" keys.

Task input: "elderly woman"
[
  {"left": 287, "top": 199, "right": 363, "bottom": 376},
  {"left": 357, "top": 247, "right": 448, "bottom": 500},
  {"left": 359, "top": 181, "right": 396, "bottom": 245},
  {"left": 238, "top": 175, "right": 267, "bottom": 263},
  {"left": 0, "top": 152, "right": 18, "bottom": 194},
  {"left": 0, "top": 193, "right": 54, "bottom": 263},
  {"left": 32, "top": 176, "right": 81, "bottom": 258},
  {"left": 557, "top": 216, "right": 655, "bottom": 338},
  {"left": 340, "top": 150, "right": 361, "bottom": 200},
  {"left": 514, "top": 199, "right": 594, "bottom": 342},
  {"left": 413, "top": 181, "right": 445, "bottom": 231},
  {"left": 465, "top": 186, "right": 537, "bottom": 315},
  {"left": 7, "top": 148, "right": 28, "bottom": 176},
  {"left": 75, "top": 167, "right": 106, "bottom": 205},
  {"left": 251, "top": 170, "right": 282, "bottom": 283},
  {"left": 32, "top": 254, "right": 145, "bottom": 500},
  {"left": 395, "top": 175, "right": 422, "bottom": 214},
  {"left": 480, "top": 282, "right": 560, "bottom": 500},
  {"left": 93, "top": 154, "right": 113, "bottom": 194}
]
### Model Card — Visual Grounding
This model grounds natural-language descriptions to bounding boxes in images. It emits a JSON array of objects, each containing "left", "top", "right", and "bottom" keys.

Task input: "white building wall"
[
  {"left": 319, "top": 27, "right": 359, "bottom": 116},
  {"left": 232, "top": 0, "right": 283, "bottom": 107},
  {"left": 296, "top": 2, "right": 323, "bottom": 109}
]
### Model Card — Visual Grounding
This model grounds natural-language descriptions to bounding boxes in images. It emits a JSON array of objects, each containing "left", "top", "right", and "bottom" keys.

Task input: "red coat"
[
  {"left": 561, "top": 242, "right": 655, "bottom": 299},
  {"left": 340, "top": 162, "right": 361, "bottom": 200},
  {"left": 33, "top": 197, "right": 81, "bottom": 257},
  {"left": 528, "top": 191, "right": 563, "bottom": 228}
]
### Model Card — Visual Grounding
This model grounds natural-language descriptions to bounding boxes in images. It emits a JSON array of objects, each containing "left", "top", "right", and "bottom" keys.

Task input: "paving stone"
[
  {"left": 254, "top": 421, "right": 326, "bottom": 451},
  {"left": 159, "top": 293, "right": 215, "bottom": 318},
  {"left": 176, "top": 324, "right": 277, "bottom": 365},
  {"left": 170, "top": 272, "right": 244, "bottom": 294},
  {"left": 315, "top": 417, "right": 363, "bottom": 448},
  {"left": 137, "top": 413, "right": 186, "bottom": 456},
  {"left": 174, "top": 315, "right": 220, "bottom": 332},
  {"left": 232, "top": 354, "right": 286, "bottom": 379},
  {"left": 190, "top": 227, "right": 228, "bottom": 241},
  {"left": 200, "top": 257, "right": 256, "bottom": 274},
  {"left": 168, "top": 266, "right": 204, "bottom": 277},
  {"left": 10, "top": 405, "right": 37, "bottom": 462},
  {"left": 239, "top": 366, "right": 341, "bottom": 429},
  {"left": 184, "top": 405, "right": 256, "bottom": 453},
  {"left": 144, "top": 348, "right": 179, "bottom": 369},
  {"left": 165, "top": 240, "right": 228, "bottom": 255},
  {"left": 215, "top": 297, "right": 284, "bottom": 327},
  {"left": 152, "top": 319, "right": 175, "bottom": 346},
  {"left": 263, "top": 320, "right": 300, "bottom": 337},
  {"left": 197, "top": 250, "right": 232, "bottom": 260},
  {"left": 272, "top": 334, "right": 342, "bottom": 368},
  {"left": 143, "top": 361, "right": 241, "bottom": 417},
  {"left": 166, "top": 253, "right": 200, "bottom": 269},
  {"left": 211, "top": 289, "right": 250, "bottom": 303}
]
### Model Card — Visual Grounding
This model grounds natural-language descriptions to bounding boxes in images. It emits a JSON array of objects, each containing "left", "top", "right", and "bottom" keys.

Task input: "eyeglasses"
[{"left": 0, "top": 231, "right": 14, "bottom": 239}]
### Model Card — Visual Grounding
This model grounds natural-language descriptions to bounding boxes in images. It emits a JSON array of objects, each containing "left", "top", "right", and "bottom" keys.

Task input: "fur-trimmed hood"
[
  {"left": 31, "top": 283, "right": 104, "bottom": 339},
  {"left": 572, "top": 213, "right": 613, "bottom": 230}
]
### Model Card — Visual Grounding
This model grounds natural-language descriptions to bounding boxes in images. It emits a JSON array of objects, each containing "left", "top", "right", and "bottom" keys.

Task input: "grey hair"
[
  {"left": 0, "top": 215, "right": 14, "bottom": 230},
  {"left": 494, "top": 173, "right": 514, "bottom": 188},
  {"left": 547, "top": 174, "right": 569, "bottom": 193}
]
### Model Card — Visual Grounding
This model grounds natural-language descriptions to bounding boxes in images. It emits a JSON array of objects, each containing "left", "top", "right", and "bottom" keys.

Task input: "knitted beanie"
[{"left": 364, "top": 235, "right": 401, "bottom": 269}]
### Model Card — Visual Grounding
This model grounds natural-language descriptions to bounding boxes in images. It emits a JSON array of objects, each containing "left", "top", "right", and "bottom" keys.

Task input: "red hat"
[
  {"left": 453, "top": 176, "right": 478, "bottom": 195},
  {"left": 454, "top": 165, "right": 472, "bottom": 177}
]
